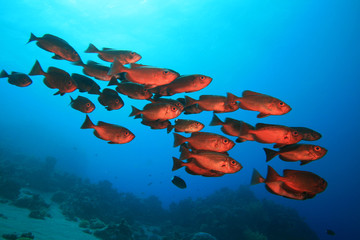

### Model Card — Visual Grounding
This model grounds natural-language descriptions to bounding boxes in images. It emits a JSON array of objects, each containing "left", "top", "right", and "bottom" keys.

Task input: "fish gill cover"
[{"left": 0, "top": 1, "right": 359, "bottom": 240}]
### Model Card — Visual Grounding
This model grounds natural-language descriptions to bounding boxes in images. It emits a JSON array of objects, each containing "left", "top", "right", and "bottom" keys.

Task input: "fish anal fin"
[{"left": 257, "top": 113, "right": 270, "bottom": 118}]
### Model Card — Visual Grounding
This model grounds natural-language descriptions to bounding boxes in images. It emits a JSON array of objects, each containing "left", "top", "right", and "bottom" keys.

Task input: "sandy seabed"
[{"left": 0, "top": 202, "right": 98, "bottom": 240}]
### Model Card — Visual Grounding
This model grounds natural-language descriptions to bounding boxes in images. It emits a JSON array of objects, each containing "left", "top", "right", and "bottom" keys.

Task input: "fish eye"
[
  {"left": 163, "top": 71, "right": 169, "bottom": 74},
  {"left": 292, "top": 131, "right": 298, "bottom": 136},
  {"left": 86, "top": 103, "right": 91, "bottom": 107},
  {"left": 230, "top": 160, "right": 236, "bottom": 165},
  {"left": 130, "top": 52, "right": 135, "bottom": 55},
  {"left": 124, "top": 131, "right": 129, "bottom": 136},
  {"left": 223, "top": 139, "right": 228, "bottom": 144},
  {"left": 314, "top": 146, "right": 321, "bottom": 151},
  {"left": 171, "top": 107, "right": 177, "bottom": 111},
  {"left": 115, "top": 99, "right": 119, "bottom": 103},
  {"left": 200, "top": 76, "right": 205, "bottom": 80},
  {"left": 279, "top": 102, "right": 285, "bottom": 106},
  {"left": 67, "top": 81, "right": 72, "bottom": 85}
]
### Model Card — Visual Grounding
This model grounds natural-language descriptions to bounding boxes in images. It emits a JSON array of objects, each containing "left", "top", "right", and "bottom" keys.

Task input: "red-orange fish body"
[
  {"left": 109, "top": 59, "right": 180, "bottom": 89},
  {"left": 167, "top": 119, "right": 204, "bottom": 133},
  {"left": 152, "top": 74, "right": 212, "bottom": 96},
  {"left": 27, "top": 33, "right": 81, "bottom": 62},
  {"left": 85, "top": 43, "right": 141, "bottom": 64},
  {"left": 173, "top": 132, "right": 235, "bottom": 152},
  {"left": 172, "top": 157, "right": 225, "bottom": 177},
  {"left": 291, "top": 127, "right": 322, "bottom": 141},
  {"left": 29, "top": 60, "right": 77, "bottom": 95},
  {"left": 109, "top": 78, "right": 153, "bottom": 100},
  {"left": 130, "top": 103, "right": 182, "bottom": 121},
  {"left": 179, "top": 148, "right": 242, "bottom": 174},
  {"left": 185, "top": 95, "right": 239, "bottom": 113},
  {"left": 264, "top": 144, "right": 327, "bottom": 165},
  {"left": 148, "top": 97, "right": 184, "bottom": 112},
  {"left": 80, "top": 115, "right": 135, "bottom": 144},
  {"left": 230, "top": 90, "right": 291, "bottom": 118},
  {"left": 98, "top": 88, "right": 124, "bottom": 111},
  {"left": 0, "top": 70, "right": 32, "bottom": 87},
  {"left": 74, "top": 61, "right": 115, "bottom": 81},
  {"left": 248, "top": 123, "right": 303, "bottom": 148}
]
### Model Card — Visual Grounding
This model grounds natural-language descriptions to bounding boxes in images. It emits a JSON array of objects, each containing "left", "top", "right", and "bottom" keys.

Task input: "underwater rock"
[
  {"left": 79, "top": 219, "right": 90, "bottom": 228},
  {"left": 1, "top": 232, "right": 34, "bottom": 240},
  {"left": 13, "top": 192, "right": 50, "bottom": 211},
  {"left": 1, "top": 233, "right": 18, "bottom": 240},
  {"left": 191, "top": 232, "right": 217, "bottom": 240},
  {"left": 28, "top": 209, "right": 50, "bottom": 219},
  {"left": 0, "top": 180, "right": 21, "bottom": 200},
  {"left": 89, "top": 218, "right": 106, "bottom": 229},
  {"left": 94, "top": 219, "right": 134, "bottom": 240}
]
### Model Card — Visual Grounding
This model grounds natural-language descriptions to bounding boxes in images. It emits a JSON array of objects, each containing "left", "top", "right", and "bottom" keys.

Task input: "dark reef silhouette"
[{"left": 0, "top": 148, "right": 319, "bottom": 240}]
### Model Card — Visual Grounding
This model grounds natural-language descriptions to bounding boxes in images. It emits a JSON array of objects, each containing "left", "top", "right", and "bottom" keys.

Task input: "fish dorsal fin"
[
  {"left": 43, "top": 34, "right": 69, "bottom": 44},
  {"left": 255, "top": 123, "right": 272, "bottom": 129},
  {"left": 97, "top": 121, "right": 115, "bottom": 127},
  {"left": 130, "top": 63, "right": 148, "bottom": 68},
  {"left": 102, "top": 47, "right": 115, "bottom": 51},
  {"left": 242, "top": 90, "right": 263, "bottom": 97}
]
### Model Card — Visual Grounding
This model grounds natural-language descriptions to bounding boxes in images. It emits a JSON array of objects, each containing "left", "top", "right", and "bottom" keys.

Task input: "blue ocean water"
[{"left": 0, "top": 0, "right": 359, "bottom": 239}]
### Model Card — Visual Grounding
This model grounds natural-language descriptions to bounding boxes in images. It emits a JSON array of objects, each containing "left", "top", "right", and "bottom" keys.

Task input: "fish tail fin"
[
  {"left": 209, "top": 113, "right": 223, "bottom": 126},
  {"left": 184, "top": 96, "right": 197, "bottom": 107},
  {"left": 251, "top": 169, "right": 265, "bottom": 185},
  {"left": 172, "top": 157, "right": 184, "bottom": 171},
  {"left": 173, "top": 133, "right": 186, "bottom": 147},
  {"left": 27, "top": 33, "right": 38, "bottom": 44},
  {"left": 235, "top": 137, "right": 247, "bottom": 143},
  {"left": 28, "top": 60, "right": 45, "bottom": 76},
  {"left": 108, "top": 57, "right": 127, "bottom": 75},
  {"left": 264, "top": 148, "right": 279, "bottom": 162},
  {"left": 88, "top": 86, "right": 101, "bottom": 95},
  {"left": 179, "top": 146, "right": 192, "bottom": 160},
  {"left": 72, "top": 60, "right": 84, "bottom": 67},
  {"left": 84, "top": 43, "right": 99, "bottom": 53},
  {"left": 0, "top": 70, "right": 9, "bottom": 78},
  {"left": 108, "top": 76, "right": 119, "bottom": 86},
  {"left": 129, "top": 106, "right": 141, "bottom": 117},
  {"left": 239, "top": 121, "right": 253, "bottom": 136},
  {"left": 167, "top": 125, "right": 174, "bottom": 134},
  {"left": 69, "top": 96, "right": 74, "bottom": 104},
  {"left": 226, "top": 92, "right": 240, "bottom": 103},
  {"left": 266, "top": 165, "right": 281, "bottom": 183},
  {"left": 80, "top": 115, "right": 95, "bottom": 129}
]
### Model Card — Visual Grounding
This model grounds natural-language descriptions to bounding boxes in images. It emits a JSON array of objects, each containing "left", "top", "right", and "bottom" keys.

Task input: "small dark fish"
[
  {"left": 80, "top": 115, "right": 135, "bottom": 144},
  {"left": 291, "top": 127, "right": 322, "bottom": 141},
  {"left": 29, "top": 60, "right": 77, "bottom": 95},
  {"left": 171, "top": 176, "right": 187, "bottom": 189},
  {"left": 27, "top": 33, "right": 81, "bottom": 62},
  {"left": 71, "top": 73, "right": 101, "bottom": 95},
  {"left": 98, "top": 88, "right": 124, "bottom": 111},
  {"left": 229, "top": 90, "right": 291, "bottom": 118},
  {"left": 85, "top": 43, "right": 142, "bottom": 64},
  {"left": 74, "top": 60, "right": 115, "bottom": 81},
  {"left": 108, "top": 77, "right": 152, "bottom": 100},
  {"left": 70, "top": 96, "right": 95, "bottom": 113},
  {"left": 0, "top": 70, "right": 32, "bottom": 87},
  {"left": 326, "top": 229, "right": 335, "bottom": 236}
]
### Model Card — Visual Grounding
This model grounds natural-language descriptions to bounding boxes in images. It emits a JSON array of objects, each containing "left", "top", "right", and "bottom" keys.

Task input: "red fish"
[
  {"left": 179, "top": 147, "right": 242, "bottom": 174},
  {"left": 108, "top": 77, "right": 152, "bottom": 100},
  {"left": 291, "top": 127, "right": 322, "bottom": 141},
  {"left": 27, "top": 33, "right": 81, "bottom": 62},
  {"left": 29, "top": 60, "right": 77, "bottom": 95},
  {"left": 71, "top": 73, "right": 101, "bottom": 95},
  {"left": 148, "top": 97, "right": 184, "bottom": 112},
  {"left": 229, "top": 90, "right": 291, "bottom": 118},
  {"left": 80, "top": 115, "right": 135, "bottom": 144},
  {"left": 209, "top": 114, "right": 255, "bottom": 143},
  {"left": 251, "top": 168, "right": 313, "bottom": 200},
  {"left": 108, "top": 58, "right": 180, "bottom": 89},
  {"left": 264, "top": 144, "right": 327, "bottom": 165},
  {"left": 173, "top": 132, "right": 235, "bottom": 152},
  {"left": 98, "top": 88, "right": 124, "bottom": 111},
  {"left": 151, "top": 74, "right": 212, "bottom": 97},
  {"left": 167, "top": 119, "right": 204, "bottom": 133},
  {"left": 140, "top": 119, "right": 171, "bottom": 130},
  {"left": 70, "top": 96, "right": 95, "bottom": 113},
  {"left": 172, "top": 157, "right": 225, "bottom": 177},
  {"left": 185, "top": 94, "right": 239, "bottom": 113},
  {"left": 247, "top": 123, "right": 303, "bottom": 148},
  {"left": 0, "top": 70, "right": 32, "bottom": 87},
  {"left": 85, "top": 43, "right": 141, "bottom": 64},
  {"left": 130, "top": 103, "right": 182, "bottom": 121},
  {"left": 74, "top": 60, "right": 116, "bottom": 81}
]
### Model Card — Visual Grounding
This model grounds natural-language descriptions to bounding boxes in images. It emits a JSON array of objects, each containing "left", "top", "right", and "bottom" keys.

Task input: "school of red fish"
[{"left": 0, "top": 33, "right": 328, "bottom": 200}]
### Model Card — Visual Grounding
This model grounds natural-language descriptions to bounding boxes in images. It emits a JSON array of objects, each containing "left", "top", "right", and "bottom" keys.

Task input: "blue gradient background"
[{"left": 0, "top": 1, "right": 359, "bottom": 239}]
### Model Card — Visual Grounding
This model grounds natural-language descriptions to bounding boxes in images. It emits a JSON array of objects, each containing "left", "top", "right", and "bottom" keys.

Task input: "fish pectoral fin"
[
  {"left": 300, "top": 160, "right": 311, "bottom": 166},
  {"left": 52, "top": 54, "right": 64, "bottom": 60},
  {"left": 257, "top": 113, "right": 270, "bottom": 118}
]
